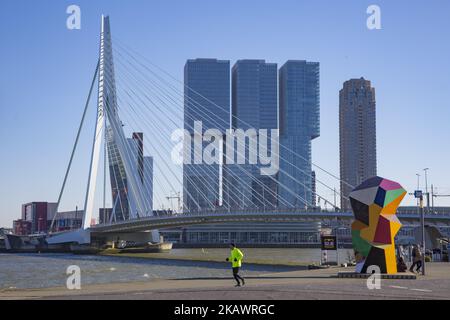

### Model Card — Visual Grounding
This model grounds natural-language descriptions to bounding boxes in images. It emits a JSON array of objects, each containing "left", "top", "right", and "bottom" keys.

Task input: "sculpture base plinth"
[{"left": 337, "top": 272, "right": 417, "bottom": 279}]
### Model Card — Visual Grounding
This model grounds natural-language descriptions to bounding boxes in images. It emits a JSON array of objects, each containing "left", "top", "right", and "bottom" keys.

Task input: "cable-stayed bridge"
[{"left": 45, "top": 16, "right": 450, "bottom": 247}]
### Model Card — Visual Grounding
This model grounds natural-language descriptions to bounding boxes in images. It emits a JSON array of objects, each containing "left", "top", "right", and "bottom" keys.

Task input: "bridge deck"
[{"left": 91, "top": 210, "right": 450, "bottom": 233}]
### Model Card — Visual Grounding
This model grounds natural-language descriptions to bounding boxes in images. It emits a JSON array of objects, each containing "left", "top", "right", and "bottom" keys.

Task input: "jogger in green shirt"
[{"left": 226, "top": 243, "right": 245, "bottom": 287}]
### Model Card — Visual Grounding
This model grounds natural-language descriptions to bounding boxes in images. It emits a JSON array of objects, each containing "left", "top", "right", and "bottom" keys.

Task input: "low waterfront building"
[
  {"left": 13, "top": 220, "right": 32, "bottom": 236},
  {"left": 160, "top": 222, "right": 322, "bottom": 247},
  {"left": 159, "top": 207, "right": 450, "bottom": 248},
  {"left": 21, "top": 202, "right": 57, "bottom": 234},
  {"left": 51, "top": 210, "right": 83, "bottom": 232},
  {"left": 13, "top": 202, "right": 84, "bottom": 235},
  {"left": 0, "top": 228, "right": 13, "bottom": 236}
]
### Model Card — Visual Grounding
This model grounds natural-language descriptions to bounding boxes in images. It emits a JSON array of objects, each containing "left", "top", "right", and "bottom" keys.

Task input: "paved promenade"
[{"left": 1, "top": 263, "right": 449, "bottom": 300}]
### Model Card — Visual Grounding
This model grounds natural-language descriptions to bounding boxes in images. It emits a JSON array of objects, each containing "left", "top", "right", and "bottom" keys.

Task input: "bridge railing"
[
  {"left": 397, "top": 207, "right": 450, "bottom": 216},
  {"left": 93, "top": 206, "right": 450, "bottom": 228}
]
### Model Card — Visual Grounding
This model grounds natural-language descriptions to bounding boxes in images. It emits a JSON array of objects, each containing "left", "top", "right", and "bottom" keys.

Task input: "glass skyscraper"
[
  {"left": 107, "top": 130, "right": 153, "bottom": 221},
  {"left": 183, "top": 59, "right": 230, "bottom": 212},
  {"left": 107, "top": 126, "right": 130, "bottom": 221},
  {"left": 278, "top": 61, "right": 320, "bottom": 208},
  {"left": 223, "top": 60, "right": 278, "bottom": 209}
]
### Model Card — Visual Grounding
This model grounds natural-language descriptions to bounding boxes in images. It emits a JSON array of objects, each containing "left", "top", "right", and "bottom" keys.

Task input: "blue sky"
[{"left": 1, "top": 0, "right": 450, "bottom": 227}]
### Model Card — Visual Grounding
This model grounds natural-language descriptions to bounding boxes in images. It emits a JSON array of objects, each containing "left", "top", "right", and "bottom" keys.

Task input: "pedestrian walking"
[{"left": 409, "top": 245, "right": 423, "bottom": 273}]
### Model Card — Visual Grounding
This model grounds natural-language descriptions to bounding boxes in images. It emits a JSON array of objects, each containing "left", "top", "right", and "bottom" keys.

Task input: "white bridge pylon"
[{"left": 48, "top": 15, "right": 157, "bottom": 245}]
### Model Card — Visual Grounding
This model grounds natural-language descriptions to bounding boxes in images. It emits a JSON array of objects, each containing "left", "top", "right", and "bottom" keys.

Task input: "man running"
[{"left": 226, "top": 243, "right": 245, "bottom": 287}]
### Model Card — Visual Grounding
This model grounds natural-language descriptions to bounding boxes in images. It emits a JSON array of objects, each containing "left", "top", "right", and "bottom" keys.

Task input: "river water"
[{"left": 0, "top": 248, "right": 353, "bottom": 290}]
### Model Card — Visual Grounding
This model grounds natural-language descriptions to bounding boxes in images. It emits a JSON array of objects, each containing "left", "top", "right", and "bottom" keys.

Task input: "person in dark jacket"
[{"left": 409, "top": 245, "right": 423, "bottom": 273}]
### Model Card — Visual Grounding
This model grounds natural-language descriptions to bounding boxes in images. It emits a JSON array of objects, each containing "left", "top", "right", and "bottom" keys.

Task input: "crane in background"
[
  {"left": 166, "top": 192, "right": 182, "bottom": 213},
  {"left": 431, "top": 184, "right": 450, "bottom": 213}
]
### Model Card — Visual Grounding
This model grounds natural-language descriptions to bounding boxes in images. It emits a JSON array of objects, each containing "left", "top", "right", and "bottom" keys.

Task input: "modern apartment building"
[{"left": 339, "top": 78, "right": 377, "bottom": 210}]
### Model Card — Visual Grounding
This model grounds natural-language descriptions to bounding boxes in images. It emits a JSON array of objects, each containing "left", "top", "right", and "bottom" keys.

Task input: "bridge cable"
[
  {"left": 111, "top": 43, "right": 346, "bottom": 206},
  {"left": 112, "top": 55, "right": 301, "bottom": 210},
  {"left": 112, "top": 37, "right": 355, "bottom": 191},
  {"left": 112, "top": 56, "right": 288, "bottom": 210},
  {"left": 49, "top": 61, "right": 99, "bottom": 233},
  {"left": 112, "top": 48, "right": 331, "bottom": 209}
]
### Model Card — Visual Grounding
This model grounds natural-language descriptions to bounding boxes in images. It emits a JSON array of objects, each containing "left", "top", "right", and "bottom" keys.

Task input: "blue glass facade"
[
  {"left": 278, "top": 61, "right": 320, "bottom": 208},
  {"left": 183, "top": 59, "right": 319, "bottom": 211},
  {"left": 224, "top": 60, "right": 278, "bottom": 209},
  {"left": 183, "top": 59, "right": 230, "bottom": 212}
]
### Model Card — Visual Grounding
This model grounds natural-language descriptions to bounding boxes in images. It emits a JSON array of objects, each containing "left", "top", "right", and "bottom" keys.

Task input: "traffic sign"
[{"left": 321, "top": 235, "right": 337, "bottom": 251}]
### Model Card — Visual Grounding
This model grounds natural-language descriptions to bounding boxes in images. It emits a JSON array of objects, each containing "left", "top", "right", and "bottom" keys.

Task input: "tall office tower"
[
  {"left": 339, "top": 78, "right": 377, "bottom": 210},
  {"left": 183, "top": 59, "right": 230, "bottom": 212},
  {"left": 132, "top": 132, "right": 144, "bottom": 183},
  {"left": 108, "top": 130, "right": 153, "bottom": 221},
  {"left": 107, "top": 126, "right": 130, "bottom": 221},
  {"left": 223, "top": 60, "right": 278, "bottom": 209},
  {"left": 127, "top": 132, "right": 153, "bottom": 216},
  {"left": 143, "top": 156, "right": 153, "bottom": 212},
  {"left": 278, "top": 61, "right": 320, "bottom": 208}
]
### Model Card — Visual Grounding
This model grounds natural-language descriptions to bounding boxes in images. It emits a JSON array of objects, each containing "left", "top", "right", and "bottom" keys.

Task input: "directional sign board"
[{"left": 414, "top": 190, "right": 423, "bottom": 199}]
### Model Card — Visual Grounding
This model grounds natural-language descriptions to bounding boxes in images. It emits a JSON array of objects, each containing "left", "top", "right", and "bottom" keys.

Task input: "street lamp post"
[
  {"left": 423, "top": 168, "right": 430, "bottom": 214},
  {"left": 416, "top": 173, "right": 421, "bottom": 214},
  {"left": 335, "top": 221, "right": 339, "bottom": 266},
  {"left": 420, "top": 195, "right": 426, "bottom": 276}
]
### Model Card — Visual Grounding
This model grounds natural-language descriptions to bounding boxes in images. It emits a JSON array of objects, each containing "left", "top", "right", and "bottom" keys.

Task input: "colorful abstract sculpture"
[{"left": 349, "top": 176, "right": 406, "bottom": 274}]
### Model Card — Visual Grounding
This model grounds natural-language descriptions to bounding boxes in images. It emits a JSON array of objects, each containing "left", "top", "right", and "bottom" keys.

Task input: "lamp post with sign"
[
  {"left": 414, "top": 190, "right": 426, "bottom": 276},
  {"left": 423, "top": 168, "right": 430, "bottom": 214},
  {"left": 420, "top": 195, "right": 426, "bottom": 275}
]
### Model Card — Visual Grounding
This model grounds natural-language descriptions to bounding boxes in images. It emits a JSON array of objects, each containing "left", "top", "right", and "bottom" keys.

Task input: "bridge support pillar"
[
  {"left": 92, "top": 231, "right": 160, "bottom": 247},
  {"left": 46, "top": 229, "right": 91, "bottom": 245}
]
